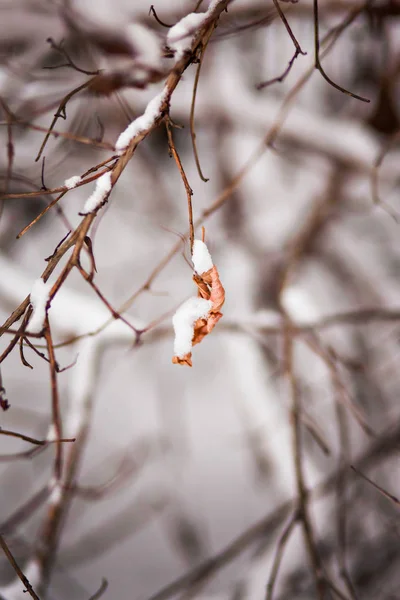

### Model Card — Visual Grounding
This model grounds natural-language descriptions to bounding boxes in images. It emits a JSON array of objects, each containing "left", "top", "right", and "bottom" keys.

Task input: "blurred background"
[{"left": 0, "top": 0, "right": 400, "bottom": 599}]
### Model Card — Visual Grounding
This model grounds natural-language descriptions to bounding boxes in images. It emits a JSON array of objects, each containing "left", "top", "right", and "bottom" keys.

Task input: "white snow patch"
[
  {"left": 115, "top": 87, "right": 168, "bottom": 153},
  {"left": 192, "top": 239, "right": 213, "bottom": 274},
  {"left": 167, "top": 12, "right": 208, "bottom": 61},
  {"left": 81, "top": 171, "right": 112, "bottom": 214},
  {"left": 28, "top": 278, "right": 51, "bottom": 333},
  {"left": 64, "top": 175, "right": 81, "bottom": 189},
  {"left": 173, "top": 296, "right": 212, "bottom": 358}
]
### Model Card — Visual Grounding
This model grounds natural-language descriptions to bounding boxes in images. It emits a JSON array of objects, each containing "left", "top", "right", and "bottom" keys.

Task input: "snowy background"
[{"left": 0, "top": 1, "right": 400, "bottom": 599}]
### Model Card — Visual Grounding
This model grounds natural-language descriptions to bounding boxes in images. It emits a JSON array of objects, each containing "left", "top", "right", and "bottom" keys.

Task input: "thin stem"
[
  {"left": 313, "top": 0, "right": 370, "bottom": 102},
  {"left": 189, "top": 30, "right": 212, "bottom": 182},
  {"left": 0, "top": 534, "right": 41, "bottom": 600},
  {"left": 166, "top": 118, "right": 195, "bottom": 253}
]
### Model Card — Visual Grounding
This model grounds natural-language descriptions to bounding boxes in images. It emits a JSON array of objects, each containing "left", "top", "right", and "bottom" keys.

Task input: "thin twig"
[
  {"left": 0, "top": 534, "right": 41, "bottom": 600},
  {"left": 166, "top": 118, "right": 195, "bottom": 253},
  {"left": 257, "top": 47, "right": 302, "bottom": 89},
  {"left": 0, "top": 428, "right": 74, "bottom": 446},
  {"left": 149, "top": 5, "right": 173, "bottom": 28},
  {"left": 351, "top": 465, "right": 400, "bottom": 506},
  {"left": 35, "top": 78, "right": 95, "bottom": 162},
  {"left": 189, "top": 28, "right": 213, "bottom": 182},
  {"left": 313, "top": 0, "right": 370, "bottom": 102},
  {"left": 46, "top": 38, "right": 99, "bottom": 76}
]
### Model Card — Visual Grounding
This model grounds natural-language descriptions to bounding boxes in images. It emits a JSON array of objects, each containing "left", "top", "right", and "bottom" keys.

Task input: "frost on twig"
[
  {"left": 172, "top": 239, "right": 225, "bottom": 367},
  {"left": 81, "top": 171, "right": 112, "bottom": 214},
  {"left": 28, "top": 278, "right": 51, "bottom": 334},
  {"left": 115, "top": 87, "right": 168, "bottom": 154},
  {"left": 64, "top": 175, "right": 81, "bottom": 190}
]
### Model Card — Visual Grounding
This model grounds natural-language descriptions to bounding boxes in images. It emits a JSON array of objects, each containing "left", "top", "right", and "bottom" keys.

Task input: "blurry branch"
[
  {"left": 146, "top": 420, "right": 400, "bottom": 600},
  {"left": 61, "top": 492, "right": 169, "bottom": 567},
  {"left": 68, "top": 440, "right": 153, "bottom": 500},
  {"left": 45, "top": 37, "right": 99, "bottom": 76},
  {"left": 0, "top": 368, "right": 10, "bottom": 411},
  {"left": 88, "top": 578, "right": 108, "bottom": 600},
  {"left": 0, "top": 487, "right": 50, "bottom": 535},
  {"left": 0, "top": 97, "right": 14, "bottom": 194},
  {"left": 266, "top": 508, "right": 299, "bottom": 600},
  {"left": 301, "top": 333, "right": 373, "bottom": 436},
  {"left": 282, "top": 319, "right": 327, "bottom": 600},
  {"left": 334, "top": 389, "right": 359, "bottom": 600},
  {"left": 302, "top": 411, "right": 331, "bottom": 456},
  {"left": 371, "top": 129, "right": 400, "bottom": 212},
  {"left": 34, "top": 337, "right": 103, "bottom": 593},
  {"left": 0, "top": 115, "right": 114, "bottom": 150}
]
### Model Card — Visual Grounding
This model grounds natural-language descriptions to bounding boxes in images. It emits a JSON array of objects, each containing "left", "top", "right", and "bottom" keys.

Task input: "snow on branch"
[
  {"left": 192, "top": 239, "right": 213, "bottom": 274},
  {"left": 64, "top": 175, "right": 81, "bottom": 190},
  {"left": 28, "top": 278, "right": 51, "bottom": 334},
  {"left": 167, "top": 13, "right": 208, "bottom": 61},
  {"left": 115, "top": 87, "right": 168, "bottom": 154},
  {"left": 81, "top": 171, "right": 112, "bottom": 214},
  {"left": 166, "top": 0, "right": 225, "bottom": 62}
]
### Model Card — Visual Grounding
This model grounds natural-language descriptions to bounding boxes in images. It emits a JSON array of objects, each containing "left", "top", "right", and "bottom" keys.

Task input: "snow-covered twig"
[
  {"left": 81, "top": 171, "right": 112, "bottom": 214},
  {"left": 115, "top": 87, "right": 168, "bottom": 154},
  {"left": 167, "top": 13, "right": 208, "bottom": 61},
  {"left": 27, "top": 278, "right": 51, "bottom": 334},
  {"left": 64, "top": 175, "right": 81, "bottom": 189}
]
